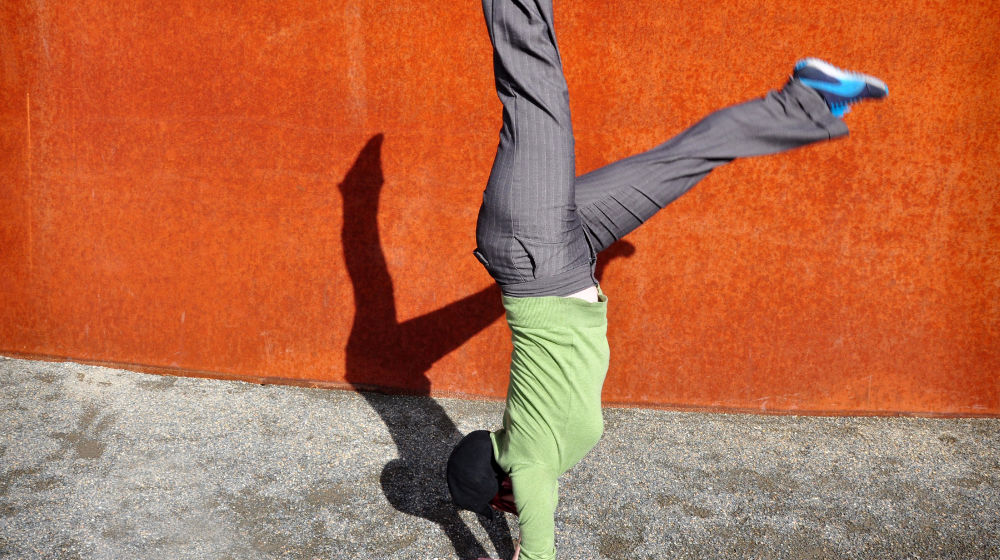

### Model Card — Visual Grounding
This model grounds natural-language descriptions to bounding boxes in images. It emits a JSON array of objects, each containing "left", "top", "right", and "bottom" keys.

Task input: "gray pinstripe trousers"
[{"left": 475, "top": 0, "right": 849, "bottom": 297}]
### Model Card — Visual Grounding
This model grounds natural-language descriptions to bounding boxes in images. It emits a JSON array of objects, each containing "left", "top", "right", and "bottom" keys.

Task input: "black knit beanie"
[{"left": 446, "top": 430, "right": 506, "bottom": 517}]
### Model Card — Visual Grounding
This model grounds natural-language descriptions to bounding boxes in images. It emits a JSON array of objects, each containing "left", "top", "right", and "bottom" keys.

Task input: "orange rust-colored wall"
[{"left": 2, "top": 1, "right": 998, "bottom": 415}]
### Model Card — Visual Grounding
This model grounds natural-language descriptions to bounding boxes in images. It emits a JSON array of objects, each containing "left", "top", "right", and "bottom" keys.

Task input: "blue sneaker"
[{"left": 793, "top": 58, "right": 888, "bottom": 117}]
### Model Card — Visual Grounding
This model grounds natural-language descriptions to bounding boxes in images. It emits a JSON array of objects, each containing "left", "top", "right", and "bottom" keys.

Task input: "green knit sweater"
[{"left": 490, "top": 291, "right": 610, "bottom": 560}]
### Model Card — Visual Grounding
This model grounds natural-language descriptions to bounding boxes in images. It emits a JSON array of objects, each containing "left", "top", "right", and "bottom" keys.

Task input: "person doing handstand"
[{"left": 447, "top": 2, "right": 888, "bottom": 559}]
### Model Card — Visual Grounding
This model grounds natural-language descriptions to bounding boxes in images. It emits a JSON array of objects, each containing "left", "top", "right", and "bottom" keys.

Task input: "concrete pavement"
[{"left": 1, "top": 356, "right": 998, "bottom": 559}]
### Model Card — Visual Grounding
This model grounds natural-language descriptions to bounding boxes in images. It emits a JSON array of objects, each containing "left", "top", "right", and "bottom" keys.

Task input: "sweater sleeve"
[{"left": 510, "top": 464, "right": 559, "bottom": 560}]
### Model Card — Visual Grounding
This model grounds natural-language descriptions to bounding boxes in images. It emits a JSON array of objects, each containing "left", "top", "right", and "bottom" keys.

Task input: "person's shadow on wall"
[{"left": 338, "top": 133, "right": 634, "bottom": 559}]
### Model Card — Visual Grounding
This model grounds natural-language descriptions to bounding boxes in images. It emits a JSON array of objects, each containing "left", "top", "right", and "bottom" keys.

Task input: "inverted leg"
[
  {"left": 475, "top": 0, "right": 596, "bottom": 297},
  {"left": 575, "top": 80, "right": 848, "bottom": 253}
]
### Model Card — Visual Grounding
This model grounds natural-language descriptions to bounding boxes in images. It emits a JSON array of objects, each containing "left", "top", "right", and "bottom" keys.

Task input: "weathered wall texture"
[{"left": 2, "top": 1, "right": 997, "bottom": 415}]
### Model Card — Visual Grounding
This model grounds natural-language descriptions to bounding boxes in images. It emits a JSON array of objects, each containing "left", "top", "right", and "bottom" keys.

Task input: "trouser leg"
[
  {"left": 575, "top": 80, "right": 849, "bottom": 253},
  {"left": 475, "top": 0, "right": 596, "bottom": 298}
]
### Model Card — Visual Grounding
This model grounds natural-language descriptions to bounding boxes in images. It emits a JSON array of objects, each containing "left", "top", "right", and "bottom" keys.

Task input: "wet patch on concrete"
[
  {"left": 215, "top": 484, "right": 336, "bottom": 558},
  {"left": 28, "top": 476, "right": 61, "bottom": 492},
  {"left": 596, "top": 502, "right": 645, "bottom": 560},
  {"left": 655, "top": 493, "right": 713, "bottom": 519},
  {"left": 597, "top": 532, "right": 642, "bottom": 560},
  {"left": 305, "top": 480, "right": 352, "bottom": 508},
  {"left": 0, "top": 467, "right": 42, "bottom": 497},
  {"left": 681, "top": 502, "right": 713, "bottom": 519},
  {"left": 719, "top": 466, "right": 801, "bottom": 496},
  {"left": 938, "top": 433, "right": 959, "bottom": 445},
  {"left": 135, "top": 374, "right": 178, "bottom": 391},
  {"left": 953, "top": 473, "right": 989, "bottom": 489},
  {"left": 49, "top": 539, "right": 85, "bottom": 560},
  {"left": 33, "top": 370, "right": 60, "bottom": 384},
  {"left": 50, "top": 406, "right": 116, "bottom": 460}
]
